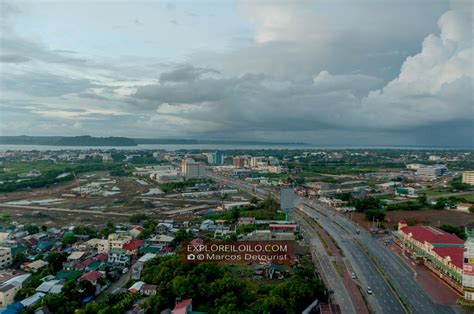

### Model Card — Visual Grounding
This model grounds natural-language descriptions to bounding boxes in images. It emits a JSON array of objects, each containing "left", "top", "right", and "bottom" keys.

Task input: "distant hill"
[
  {"left": 0, "top": 135, "right": 306, "bottom": 146},
  {"left": 0, "top": 136, "right": 137, "bottom": 146}
]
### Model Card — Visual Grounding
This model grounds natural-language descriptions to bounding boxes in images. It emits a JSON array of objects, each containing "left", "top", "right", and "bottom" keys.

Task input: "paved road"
[
  {"left": 302, "top": 198, "right": 455, "bottom": 314},
  {"left": 208, "top": 171, "right": 455, "bottom": 314},
  {"left": 296, "top": 211, "right": 356, "bottom": 313}
]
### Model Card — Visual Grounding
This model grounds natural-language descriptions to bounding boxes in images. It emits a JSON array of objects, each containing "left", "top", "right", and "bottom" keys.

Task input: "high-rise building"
[
  {"left": 208, "top": 151, "right": 224, "bottom": 165},
  {"left": 462, "top": 171, "right": 474, "bottom": 186},
  {"left": 250, "top": 157, "right": 266, "bottom": 168},
  {"left": 463, "top": 226, "right": 474, "bottom": 302},
  {"left": 233, "top": 156, "right": 246, "bottom": 169},
  {"left": 182, "top": 159, "right": 206, "bottom": 179}
]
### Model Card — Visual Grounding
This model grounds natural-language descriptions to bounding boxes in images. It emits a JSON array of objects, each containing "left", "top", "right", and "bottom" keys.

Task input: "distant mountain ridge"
[{"left": 0, "top": 135, "right": 306, "bottom": 146}]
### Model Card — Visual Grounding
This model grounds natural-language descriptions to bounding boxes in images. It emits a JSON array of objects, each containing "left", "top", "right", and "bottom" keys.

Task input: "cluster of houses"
[{"left": 0, "top": 220, "right": 178, "bottom": 313}]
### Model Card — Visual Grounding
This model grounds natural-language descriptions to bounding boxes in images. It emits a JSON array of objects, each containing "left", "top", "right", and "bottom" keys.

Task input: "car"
[
  {"left": 367, "top": 286, "right": 373, "bottom": 294},
  {"left": 351, "top": 272, "right": 357, "bottom": 279}
]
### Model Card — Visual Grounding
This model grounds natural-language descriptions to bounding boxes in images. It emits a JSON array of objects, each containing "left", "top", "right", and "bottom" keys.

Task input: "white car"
[
  {"left": 367, "top": 286, "right": 373, "bottom": 294},
  {"left": 351, "top": 272, "right": 357, "bottom": 279}
]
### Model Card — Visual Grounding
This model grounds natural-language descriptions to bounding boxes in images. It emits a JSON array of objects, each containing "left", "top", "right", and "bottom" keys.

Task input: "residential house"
[
  {"left": 0, "top": 274, "right": 31, "bottom": 307},
  {"left": 148, "top": 235, "right": 174, "bottom": 249},
  {"left": 108, "top": 249, "right": 130, "bottom": 267},
  {"left": 22, "top": 260, "right": 48, "bottom": 273},
  {"left": 123, "top": 240, "right": 144, "bottom": 256},
  {"left": 131, "top": 254, "right": 157, "bottom": 280},
  {"left": 0, "top": 247, "right": 12, "bottom": 270},
  {"left": 63, "top": 252, "right": 87, "bottom": 270},
  {"left": 140, "top": 284, "right": 157, "bottom": 296},
  {"left": 129, "top": 227, "right": 144, "bottom": 239},
  {"left": 172, "top": 298, "right": 192, "bottom": 314}
]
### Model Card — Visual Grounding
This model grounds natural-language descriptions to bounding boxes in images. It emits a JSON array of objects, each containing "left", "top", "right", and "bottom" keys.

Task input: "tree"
[
  {"left": 24, "top": 224, "right": 40, "bottom": 235},
  {"left": 417, "top": 194, "right": 427, "bottom": 206},
  {"left": 440, "top": 224, "right": 466, "bottom": 240},
  {"left": 129, "top": 213, "right": 149, "bottom": 223},
  {"left": 470, "top": 205, "right": 474, "bottom": 213},
  {"left": 365, "top": 209, "right": 386, "bottom": 221},
  {"left": 62, "top": 234, "right": 77, "bottom": 245},
  {"left": 433, "top": 198, "right": 447, "bottom": 210},
  {"left": 250, "top": 196, "right": 259, "bottom": 204},
  {"left": 47, "top": 252, "right": 67, "bottom": 274}
]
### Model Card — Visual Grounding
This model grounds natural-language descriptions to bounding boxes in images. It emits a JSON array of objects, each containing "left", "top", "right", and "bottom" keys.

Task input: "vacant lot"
[{"left": 351, "top": 209, "right": 473, "bottom": 230}]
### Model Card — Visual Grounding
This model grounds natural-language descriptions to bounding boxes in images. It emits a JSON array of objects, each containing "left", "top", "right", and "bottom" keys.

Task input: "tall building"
[
  {"left": 181, "top": 159, "right": 206, "bottom": 179},
  {"left": 250, "top": 157, "right": 266, "bottom": 168},
  {"left": 463, "top": 226, "right": 474, "bottom": 302},
  {"left": 416, "top": 164, "right": 447, "bottom": 177},
  {"left": 462, "top": 171, "right": 474, "bottom": 186},
  {"left": 233, "top": 156, "right": 246, "bottom": 169},
  {"left": 208, "top": 151, "right": 224, "bottom": 165}
]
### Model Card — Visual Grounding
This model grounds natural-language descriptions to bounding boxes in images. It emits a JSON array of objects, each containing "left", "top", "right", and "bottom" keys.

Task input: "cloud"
[
  {"left": 359, "top": 7, "right": 473, "bottom": 129},
  {"left": 159, "top": 65, "right": 220, "bottom": 83}
]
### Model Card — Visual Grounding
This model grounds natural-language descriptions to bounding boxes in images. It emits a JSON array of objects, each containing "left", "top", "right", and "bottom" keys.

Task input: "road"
[
  {"left": 208, "top": 170, "right": 456, "bottom": 314},
  {"left": 301, "top": 198, "right": 455, "bottom": 314}
]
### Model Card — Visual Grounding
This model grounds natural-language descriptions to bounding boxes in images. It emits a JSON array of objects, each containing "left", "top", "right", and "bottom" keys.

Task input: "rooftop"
[{"left": 400, "top": 226, "right": 464, "bottom": 246}]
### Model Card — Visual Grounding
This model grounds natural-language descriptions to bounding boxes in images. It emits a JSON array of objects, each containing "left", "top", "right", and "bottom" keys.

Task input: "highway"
[
  {"left": 208, "top": 170, "right": 456, "bottom": 314},
  {"left": 300, "top": 199, "right": 455, "bottom": 314}
]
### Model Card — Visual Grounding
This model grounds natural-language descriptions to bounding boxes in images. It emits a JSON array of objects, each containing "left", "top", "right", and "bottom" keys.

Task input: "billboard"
[{"left": 280, "top": 187, "right": 295, "bottom": 211}]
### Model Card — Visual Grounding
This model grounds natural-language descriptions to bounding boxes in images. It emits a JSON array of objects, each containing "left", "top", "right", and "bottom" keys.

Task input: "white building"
[
  {"left": 463, "top": 227, "right": 474, "bottom": 302},
  {"left": 250, "top": 157, "right": 266, "bottom": 168},
  {"left": 416, "top": 165, "right": 447, "bottom": 177},
  {"left": 0, "top": 247, "right": 12, "bottom": 270},
  {"left": 181, "top": 159, "right": 206, "bottom": 179},
  {"left": 462, "top": 172, "right": 474, "bottom": 186}
]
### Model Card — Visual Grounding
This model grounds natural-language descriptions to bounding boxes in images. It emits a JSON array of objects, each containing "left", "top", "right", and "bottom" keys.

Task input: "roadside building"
[
  {"left": 463, "top": 226, "right": 474, "bottom": 302},
  {"left": 107, "top": 249, "right": 130, "bottom": 268},
  {"left": 393, "top": 221, "right": 464, "bottom": 293},
  {"left": 462, "top": 171, "right": 474, "bottom": 186}
]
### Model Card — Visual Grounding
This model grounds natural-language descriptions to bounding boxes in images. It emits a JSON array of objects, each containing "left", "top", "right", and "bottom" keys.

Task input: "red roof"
[
  {"left": 172, "top": 299, "right": 192, "bottom": 314},
  {"left": 80, "top": 271, "right": 103, "bottom": 282},
  {"left": 400, "top": 226, "right": 464, "bottom": 245},
  {"left": 75, "top": 258, "right": 94, "bottom": 270},
  {"left": 123, "top": 240, "right": 144, "bottom": 252},
  {"left": 269, "top": 224, "right": 297, "bottom": 229},
  {"left": 94, "top": 253, "right": 108, "bottom": 261},
  {"left": 432, "top": 246, "right": 463, "bottom": 269},
  {"left": 141, "top": 284, "right": 157, "bottom": 291}
]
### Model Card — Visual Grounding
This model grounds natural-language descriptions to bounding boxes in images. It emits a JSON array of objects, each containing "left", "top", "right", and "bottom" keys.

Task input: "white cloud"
[{"left": 360, "top": 7, "right": 472, "bottom": 129}]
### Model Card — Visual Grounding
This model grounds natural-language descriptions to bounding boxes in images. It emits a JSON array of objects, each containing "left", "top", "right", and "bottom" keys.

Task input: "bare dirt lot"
[
  {"left": 0, "top": 171, "right": 249, "bottom": 227},
  {"left": 351, "top": 209, "right": 474, "bottom": 230}
]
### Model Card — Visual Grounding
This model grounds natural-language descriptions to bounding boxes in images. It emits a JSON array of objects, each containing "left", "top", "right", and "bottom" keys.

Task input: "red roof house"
[
  {"left": 80, "top": 271, "right": 103, "bottom": 285},
  {"left": 172, "top": 298, "right": 192, "bottom": 314},
  {"left": 123, "top": 240, "right": 144, "bottom": 254}
]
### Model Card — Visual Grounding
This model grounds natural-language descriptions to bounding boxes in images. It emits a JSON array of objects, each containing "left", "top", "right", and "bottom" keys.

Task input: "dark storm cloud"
[{"left": 159, "top": 65, "right": 220, "bottom": 83}]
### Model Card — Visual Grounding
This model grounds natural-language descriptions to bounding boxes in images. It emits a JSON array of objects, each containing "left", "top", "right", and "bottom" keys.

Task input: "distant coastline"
[{"left": 0, "top": 135, "right": 306, "bottom": 147}]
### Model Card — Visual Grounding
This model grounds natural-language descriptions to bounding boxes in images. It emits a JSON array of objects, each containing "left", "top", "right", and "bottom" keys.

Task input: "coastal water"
[{"left": 0, "top": 144, "right": 470, "bottom": 151}]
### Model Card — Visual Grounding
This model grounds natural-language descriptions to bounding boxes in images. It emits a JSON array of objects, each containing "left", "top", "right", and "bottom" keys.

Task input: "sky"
[{"left": 0, "top": 0, "right": 472, "bottom": 147}]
